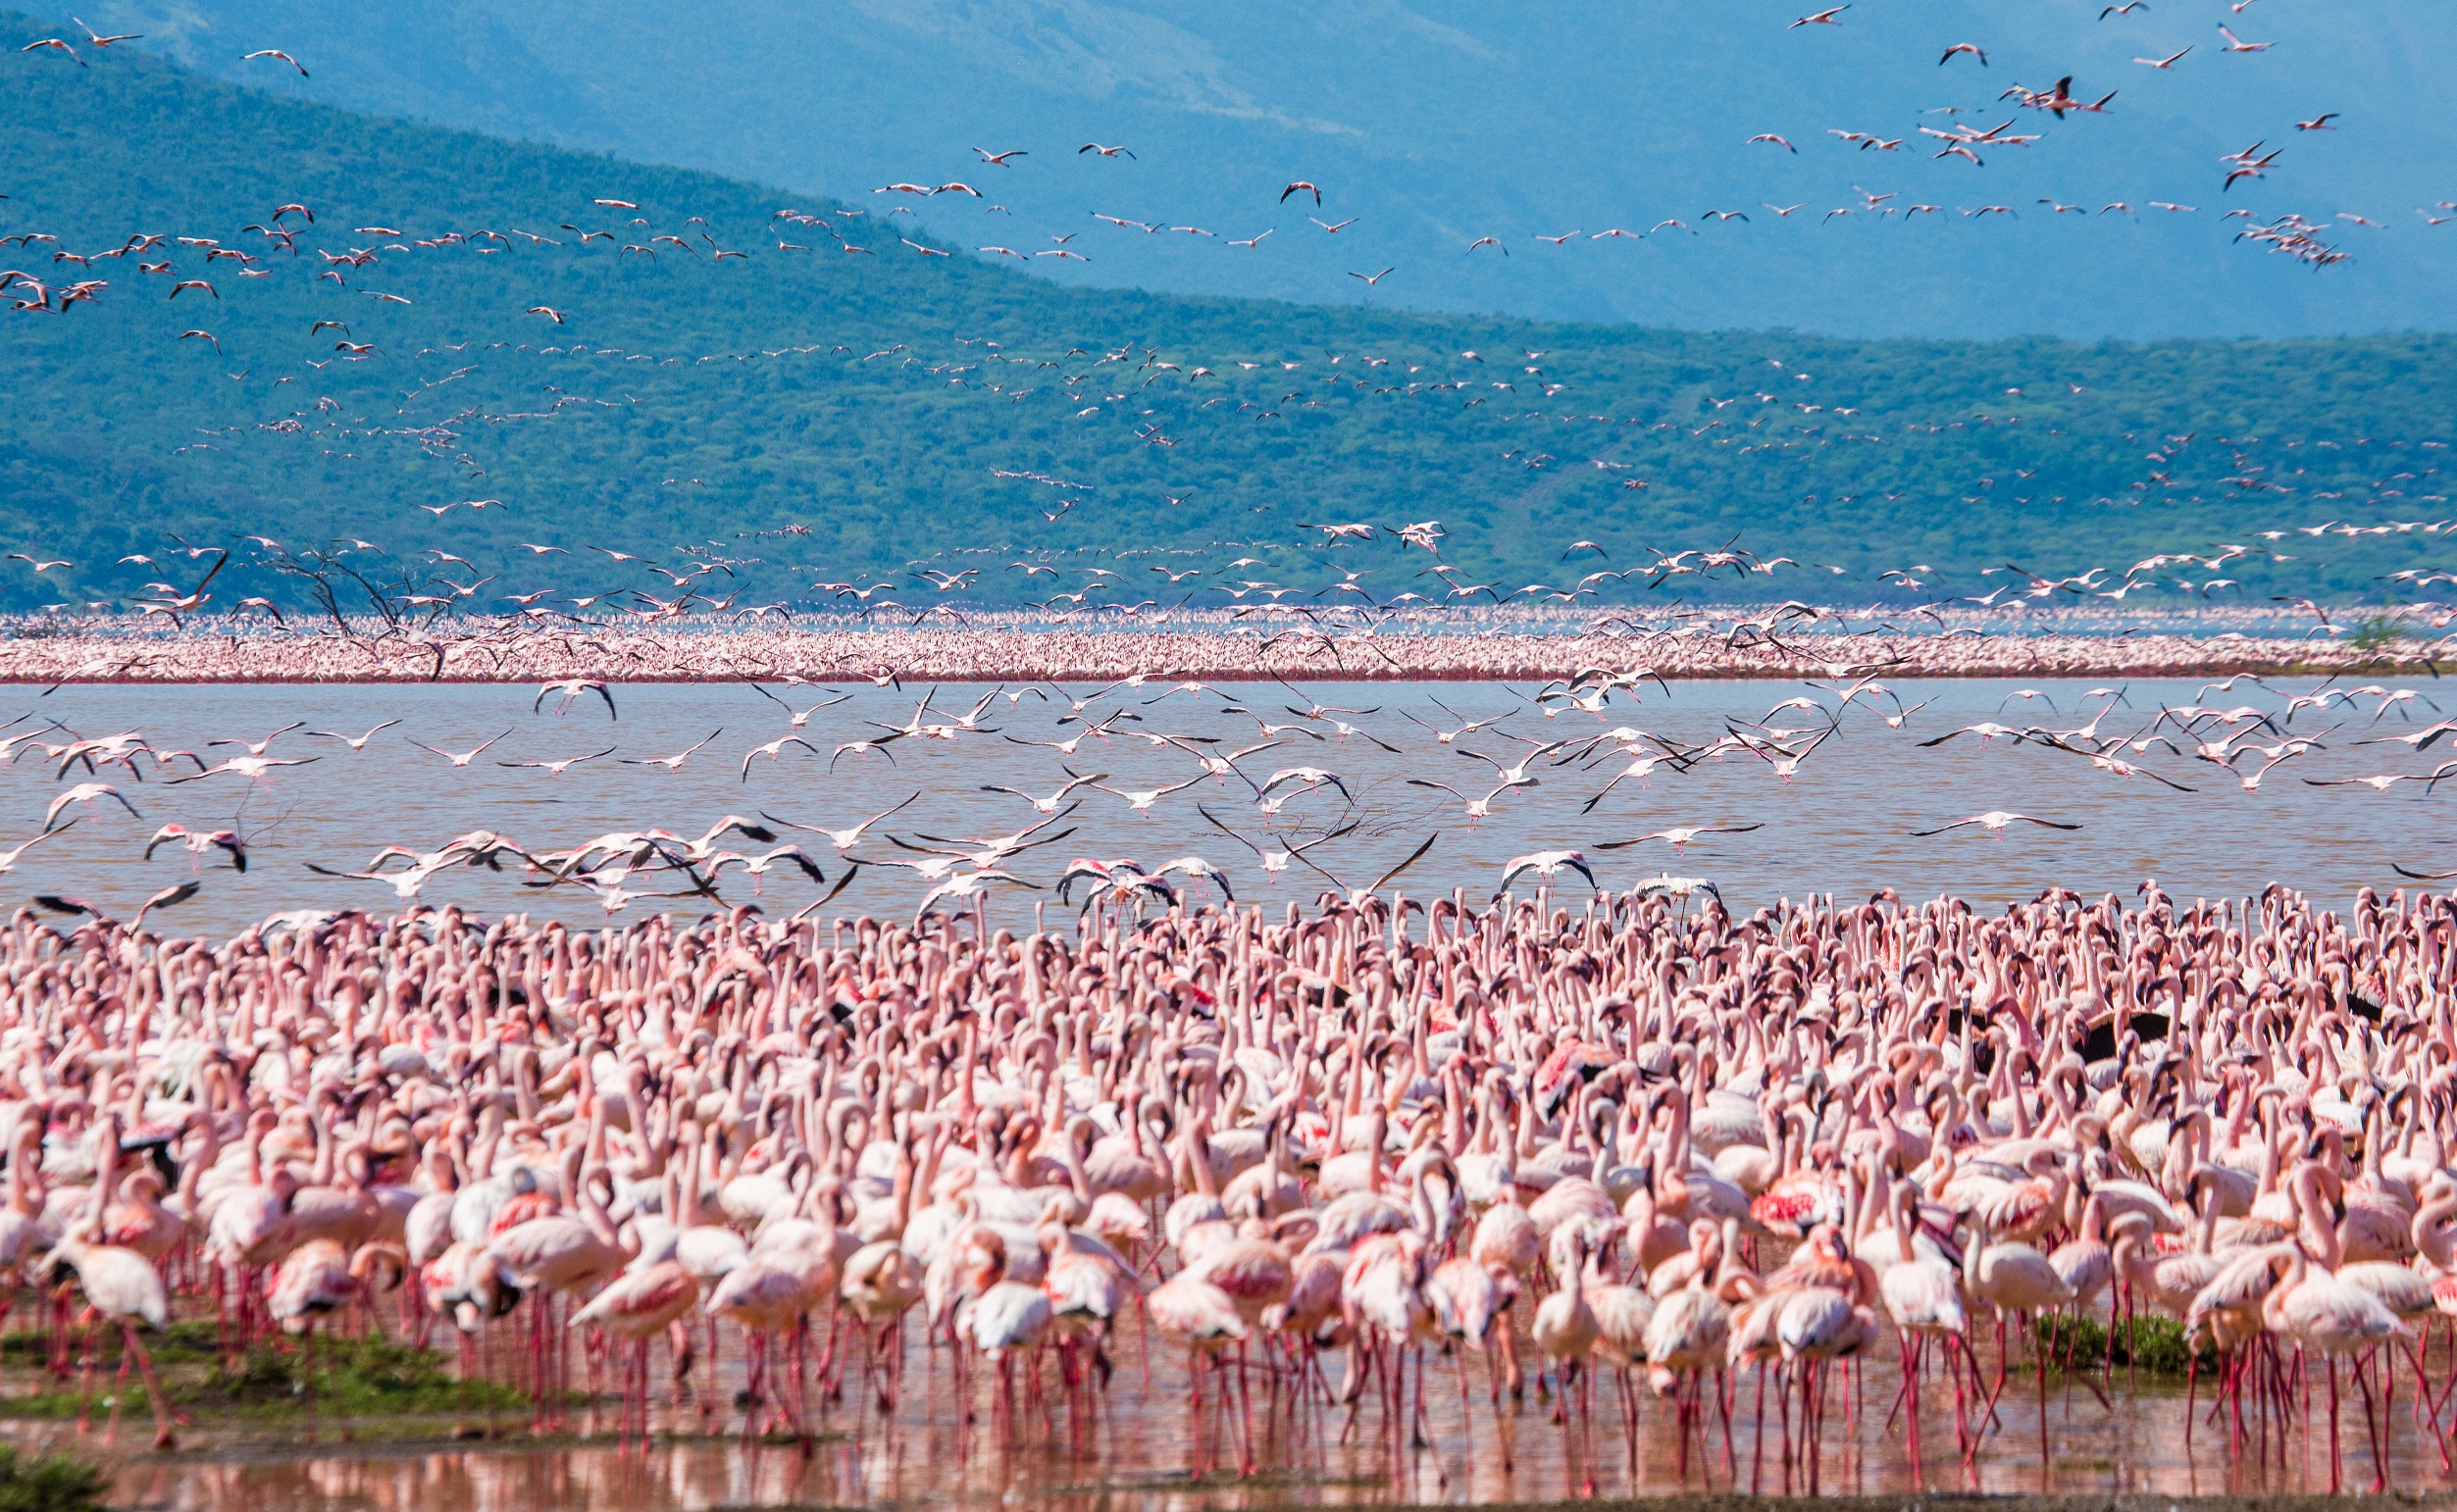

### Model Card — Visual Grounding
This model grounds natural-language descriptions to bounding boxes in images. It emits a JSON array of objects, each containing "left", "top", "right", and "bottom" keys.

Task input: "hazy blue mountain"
[{"left": 48, "top": 0, "right": 2457, "bottom": 341}]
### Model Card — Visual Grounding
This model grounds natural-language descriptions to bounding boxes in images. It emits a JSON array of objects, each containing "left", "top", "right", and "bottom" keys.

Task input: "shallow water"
[
  {"left": 76, "top": 1315, "right": 2457, "bottom": 1510},
  {"left": 0, "top": 676, "right": 2445, "bottom": 936}
]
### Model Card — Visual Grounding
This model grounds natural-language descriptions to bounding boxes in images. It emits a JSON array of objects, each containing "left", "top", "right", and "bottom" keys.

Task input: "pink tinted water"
[{"left": 78, "top": 1320, "right": 2457, "bottom": 1509}]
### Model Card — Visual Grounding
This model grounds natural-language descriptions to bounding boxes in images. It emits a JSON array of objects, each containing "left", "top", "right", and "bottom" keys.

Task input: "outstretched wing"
[{"left": 1366, "top": 832, "right": 1438, "bottom": 894}]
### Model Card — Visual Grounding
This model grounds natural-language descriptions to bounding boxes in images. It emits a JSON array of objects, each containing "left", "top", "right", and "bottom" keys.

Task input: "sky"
[{"left": 47, "top": 0, "right": 2457, "bottom": 338}]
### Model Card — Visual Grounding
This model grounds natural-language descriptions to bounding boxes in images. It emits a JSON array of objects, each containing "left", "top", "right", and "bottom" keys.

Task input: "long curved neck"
[
  {"left": 2294, "top": 1169, "right": 2345, "bottom": 1269},
  {"left": 2253, "top": 1124, "right": 2281, "bottom": 1198},
  {"left": 2415, "top": 1194, "right": 2457, "bottom": 1273},
  {"left": 88, "top": 1122, "right": 119, "bottom": 1223},
  {"left": 4, "top": 1132, "right": 29, "bottom": 1216},
  {"left": 1060, "top": 1122, "right": 1094, "bottom": 1204},
  {"left": 680, "top": 1135, "right": 707, "bottom": 1227},
  {"left": 1184, "top": 1118, "right": 1217, "bottom": 1197},
  {"left": 2263, "top": 1248, "right": 2308, "bottom": 1331},
  {"left": 307, "top": 1114, "right": 334, "bottom": 1187}
]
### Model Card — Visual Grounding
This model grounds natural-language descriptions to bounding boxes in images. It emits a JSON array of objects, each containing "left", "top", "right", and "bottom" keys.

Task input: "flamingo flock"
[
  {"left": 0, "top": 606, "right": 2428, "bottom": 688},
  {"left": 0, "top": 851, "right": 2445, "bottom": 1496},
  {"left": 6, "top": 7, "right": 2457, "bottom": 1503}
]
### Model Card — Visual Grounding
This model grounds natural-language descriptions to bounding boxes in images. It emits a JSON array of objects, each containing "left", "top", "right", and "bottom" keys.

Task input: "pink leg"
[{"left": 123, "top": 1325, "right": 176, "bottom": 1450}]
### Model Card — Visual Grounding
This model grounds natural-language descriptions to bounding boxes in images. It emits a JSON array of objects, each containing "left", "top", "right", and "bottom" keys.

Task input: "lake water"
[
  {"left": 0, "top": 676, "right": 2442, "bottom": 936},
  {"left": 76, "top": 1321, "right": 2451, "bottom": 1509}
]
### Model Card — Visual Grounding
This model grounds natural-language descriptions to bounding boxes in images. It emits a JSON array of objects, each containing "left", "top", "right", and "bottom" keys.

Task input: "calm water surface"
[
  {"left": 0, "top": 677, "right": 2443, "bottom": 934},
  {"left": 69, "top": 1321, "right": 2457, "bottom": 1510}
]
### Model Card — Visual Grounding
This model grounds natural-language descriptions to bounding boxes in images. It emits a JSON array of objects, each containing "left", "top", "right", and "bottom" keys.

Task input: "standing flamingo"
[
  {"left": 2265, "top": 1242, "right": 2412, "bottom": 1490},
  {"left": 1534, "top": 1228, "right": 1603, "bottom": 1493},
  {"left": 41, "top": 1219, "right": 176, "bottom": 1448},
  {"left": 572, "top": 1259, "right": 699, "bottom": 1441}
]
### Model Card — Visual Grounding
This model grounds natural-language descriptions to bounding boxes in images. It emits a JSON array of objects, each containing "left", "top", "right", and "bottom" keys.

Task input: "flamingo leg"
[
  {"left": 1901, "top": 1336, "right": 1922, "bottom": 1490},
  {"left": 73, "top": 1307, "right": 99, "bottom": 1436},
  {"left": 117, "top": 1325, "right": 175, "bottom": 1451},
  {"left": 1237, "top": 1341, "right": 1259, "bottom": 1477},
  {"left": 2410, "top": 1336, "right": 2449, "bottom": 1469},
  {"left": 1485, "top": 1339, "right": 1513, "bottom": 1472},
  {"left": 104, "top": 1330, "right": 131, "bottom": 1448},
  {"left": 1749, "top": 1360, "right": 1766, "bottom": 1493},
  {"left": 1453, "top": 1343, "right": 1475, "bottom": 1476},
  {"left": 1777, "top": 1363, "right": 1795, "bottom": 1489},
  {"left": 1950, "top": 1333, "right": 1970, "bottom": 1461},
  {"left": 2034, "top": 1311, "right": 2049, "bottom": 1466},
  {"left": 2329, "top": 1351, "right": 2342, "bottom": 1493},
  {"left": 2183, "top": 1345, "right": 2198, "bottom": 1449},
  {"left": 2356, "top": 1346, "right": 2386, "bottom": 1492},
  {"left": 1715, "top": 1365, "right": 1734, "bottom": 1482},
  {"left": 301, "top": 1325, "right": 320, "bottom": 1445},
  {"left": 1556, "top": 1361, "right": 1577, "bottom": 1496},
  {"left": 1187, "top": 1346, "right": 1206, "bottom": 1477}
]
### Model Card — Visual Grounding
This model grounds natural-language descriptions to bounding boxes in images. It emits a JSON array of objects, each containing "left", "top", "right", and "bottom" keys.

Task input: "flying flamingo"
[{"left": 1912, "top": 811, "right": 2081, "bottom": 837}]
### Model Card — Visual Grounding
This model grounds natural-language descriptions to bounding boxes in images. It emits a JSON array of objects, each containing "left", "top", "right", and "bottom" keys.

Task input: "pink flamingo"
[
  {"left": 42, "top": 1219, "right": 176, "bottom": 1448},
  {"left": 572, "top": 1259, "right": 699, "bottom": 1442},
  {"left": 1146, "top": 1271, "right": 1251, "bottom": 1474}
]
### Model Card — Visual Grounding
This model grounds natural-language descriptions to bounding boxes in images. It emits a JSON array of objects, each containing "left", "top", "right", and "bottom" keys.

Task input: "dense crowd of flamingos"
[
  {"left": 0, "top": 614, "right": 2416, "bottom": 685},
  {"left": 5, "top": 868, "right": 2457, "bottom": 1495}
]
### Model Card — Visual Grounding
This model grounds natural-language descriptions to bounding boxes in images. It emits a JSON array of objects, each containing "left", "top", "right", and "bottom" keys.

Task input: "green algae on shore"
[
  {"left": 0, "top": 1446, "right": 104, "bottom": 1512},
  {"left": 0, "top": 1326, "right": 536, "bottom": 1425}
]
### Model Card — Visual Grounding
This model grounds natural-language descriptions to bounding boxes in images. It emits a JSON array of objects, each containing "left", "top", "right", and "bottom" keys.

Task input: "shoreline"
[{"left": 0, "top": 629, "right": 2426, "bottom": 684}]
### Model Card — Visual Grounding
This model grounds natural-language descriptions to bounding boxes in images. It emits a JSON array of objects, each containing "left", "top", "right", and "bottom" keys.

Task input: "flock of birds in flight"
[
  {"left": 6, "top": 659, "right": 2457, "bottom": 936},
  {"left": 829, "top": 1, "right": 2430, "bottom": 279},
  {"left": 10, "top": 0, "right": 2450, "bottom": 329},
  {"left": 3, "top": 4, "right": 2451, "bottom": 638}
]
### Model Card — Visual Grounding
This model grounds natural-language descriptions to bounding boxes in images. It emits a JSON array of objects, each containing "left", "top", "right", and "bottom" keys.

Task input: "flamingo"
[
  {"left": 1964, "top": 1214, "right": 2075, "bottom": 1462},
  {"left": 1876, "top": 1183, "right": 1970, "bottom": 1481},
  {"left": 2265, "top": 1243, "right": 2412, "bottom": 1489},
  {"left": 573, "top": 1259, "right": 699, "bottom": 1440},
  {"left": 1147, "top": 1272, "right": 1251, "bottom": 1474},
  {"left": 953, "top": 1229, "right": 1053, "bottom": 1439},
  {"left": 41, "top": 1220, "right": 176, "bottom": 1447},
  {"left": 707, "top": 1257, "right": 814, "bottom": 1439},
  {"left": 1535, "top": 1228, "right": 1603, "bottom": 1492}
]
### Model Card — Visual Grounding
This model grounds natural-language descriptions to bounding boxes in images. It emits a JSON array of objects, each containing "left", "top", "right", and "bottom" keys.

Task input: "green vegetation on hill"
[{"left": 1, "top": 20, "right": 2453, "bottom": 616}]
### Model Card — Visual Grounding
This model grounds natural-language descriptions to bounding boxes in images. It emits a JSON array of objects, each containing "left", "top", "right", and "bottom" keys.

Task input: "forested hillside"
[
  {"left": 55, "top": 0, "right": 2457, "bottom": 340},
  {"left": 2, "top": 25, "right": 2453, "bottom": 615}
]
